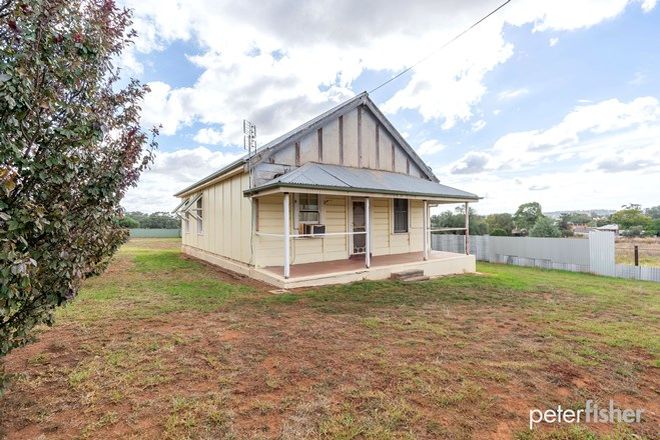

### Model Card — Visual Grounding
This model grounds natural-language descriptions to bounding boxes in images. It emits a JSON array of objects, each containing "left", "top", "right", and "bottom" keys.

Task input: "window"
[
  {"left": 174, "top": 194, "right": 202, "bottom": 234},
  {"left": 393, "top": 198, "right": 408, "bottom": 233},
  {"left": 297, "top": 193, "right": 320, "bottom": 224},
  {"left": 195, "top": 196, "right": 203, "bottom": 234}
]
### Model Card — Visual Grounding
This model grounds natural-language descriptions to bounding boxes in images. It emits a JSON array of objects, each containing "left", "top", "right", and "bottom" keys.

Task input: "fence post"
[{"left": 634, "top": 245, "right": 639, "bottom": 266}]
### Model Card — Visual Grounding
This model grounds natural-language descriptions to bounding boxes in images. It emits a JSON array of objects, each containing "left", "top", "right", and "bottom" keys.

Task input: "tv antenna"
[{"left": 243, "top": 119, "right": 257, "bottom": 156}]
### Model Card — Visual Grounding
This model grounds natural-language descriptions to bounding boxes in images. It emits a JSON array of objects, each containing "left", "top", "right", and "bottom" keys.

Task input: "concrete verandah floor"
[{"left": 260, "top": 250, "right": 463, "bottom": 278}]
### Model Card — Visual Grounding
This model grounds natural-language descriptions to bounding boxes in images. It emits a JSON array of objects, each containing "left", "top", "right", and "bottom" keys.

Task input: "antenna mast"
[{"left": 243, "top": 119, "right": 257, "bottom": 156}]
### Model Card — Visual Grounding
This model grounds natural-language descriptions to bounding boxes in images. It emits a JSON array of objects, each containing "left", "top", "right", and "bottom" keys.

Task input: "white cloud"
[
  {"left": 141, "top": 81, "right": 195, "bottom": 135},
  {"left": 549, "top": 37, "right": 559, "bottom": 46},
  {"left": 594, "top": 157, "right": 658, "bottom": 172},
  {"left": 498, "top": 88, "right": 529, "bottom": 101},
  {"left": 472, "top": 119, "right": 487, "bottom": 132},
  {"left": 640, "top": 0, "right": 657, "bottom": 13},
  {"left": 437, "top": 95, "right": 660, "bottom": 213},
  {"left": 119, "top": 0, "right": 658, "bottom": 212},
  {"left": 450, "top": 152, "right": 493, "bottom": 174},
  {"left": 125, "top": 0, "right": 655, "bottom": 140},
  {"left": 193, "top": 127, "right": 225, "bottom": 145},
  {"left": 629, "top": 71, "right": 647, "bottom": 86},
  {"left": 382, "top": 0, "right": 653, "bottom": 127},
  {"left": 490, "top": 96, "right": 660, "bottom": 169},
  {"left": 505, "top": 0, "right": 638, "bottom": 32},
  {"left": 445, "top": 167, "right": 660, "bottom": 214},
  {"left": 416, "top": 139, "right": 446, "bottom": 156},
  {"left": 123, "top": 147, "right": 244, "bottom": 212}
]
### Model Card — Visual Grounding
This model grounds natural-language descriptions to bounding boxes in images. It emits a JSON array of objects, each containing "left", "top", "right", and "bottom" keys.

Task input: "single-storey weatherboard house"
[{"left": 173, "top": 92, "right": 479, "bottom": 288}]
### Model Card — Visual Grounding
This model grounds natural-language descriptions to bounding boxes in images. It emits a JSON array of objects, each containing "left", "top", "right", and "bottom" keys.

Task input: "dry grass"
[
  {"left": 616, "top": 237, "right": 660, "bottom": 267},
  {"left": 0, "top": 238, "right": 658, "bottom": 439}
]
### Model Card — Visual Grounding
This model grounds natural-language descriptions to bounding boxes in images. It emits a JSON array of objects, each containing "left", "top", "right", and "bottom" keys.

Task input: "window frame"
[
  {"left": 294, "top": 193, "right": 322, "bottom": 227},
  {"left": 195, "top": 196, "right": 204, "bottom": 235},
  {"left": 392, "top": 198, "right": 409, "bottom": 234},
  {"left": 184, "top": 212, "right": 190, "bottom": 234}
]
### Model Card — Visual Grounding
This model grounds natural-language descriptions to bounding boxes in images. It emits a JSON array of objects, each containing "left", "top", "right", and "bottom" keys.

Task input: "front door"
[{"left": 352, "top": 200, "right": 366, "bottom": 254}]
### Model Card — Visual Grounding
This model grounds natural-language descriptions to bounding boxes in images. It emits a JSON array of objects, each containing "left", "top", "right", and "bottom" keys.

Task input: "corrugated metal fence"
[
  {"left": 432, "top": 231, "right": 659, "bottom": 282},
  {"left": 129, "top": 228, "right": 181, "bottom": 238}
]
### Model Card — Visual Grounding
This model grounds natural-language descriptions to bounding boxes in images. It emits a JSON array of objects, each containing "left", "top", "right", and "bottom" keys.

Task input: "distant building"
[
  {"left": 596, "top": 224, "right": 619, "bottom": 236},
  {"left": 571, "top": 223, "right": 619, "bottom": 237},
  {"left": 571, "top": 225, "right": 591, "bottom": 236}
]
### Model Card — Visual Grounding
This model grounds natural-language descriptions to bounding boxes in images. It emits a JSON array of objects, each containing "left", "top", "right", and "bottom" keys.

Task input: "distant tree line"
[
  {"left": 118, "top": 211, "right": 180, "bottom": 229},
  {"left": 431, "top": 202, "right": 660, "bottom": 238}
]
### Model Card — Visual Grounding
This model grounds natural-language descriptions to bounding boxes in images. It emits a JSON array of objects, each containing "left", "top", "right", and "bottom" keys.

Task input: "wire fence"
[{"left": 615, "top": 240, "right": 660, "bottom": 267}]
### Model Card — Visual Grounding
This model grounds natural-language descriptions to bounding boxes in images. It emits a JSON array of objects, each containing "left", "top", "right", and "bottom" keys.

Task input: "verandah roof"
[{"left": 244, "top": 162, "right": 479, "bottom": 202}]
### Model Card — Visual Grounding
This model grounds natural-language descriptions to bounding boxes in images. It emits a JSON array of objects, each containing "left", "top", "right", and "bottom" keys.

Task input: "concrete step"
[
  {"left": 391, "top": 269, "right": 424, "bottom": 280},
  {"left": 401, "top": 275, "right": 430, "bottom": 283}
]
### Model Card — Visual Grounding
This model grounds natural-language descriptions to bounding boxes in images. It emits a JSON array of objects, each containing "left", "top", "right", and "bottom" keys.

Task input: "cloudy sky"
[{"left": 120, "top": 0, "right": 660, "bottom": 215}]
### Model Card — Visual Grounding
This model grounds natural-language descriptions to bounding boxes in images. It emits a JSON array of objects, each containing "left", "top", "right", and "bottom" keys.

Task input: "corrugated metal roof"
[{"left": 244, "top": 163, "right": 479, "bottom": 200}]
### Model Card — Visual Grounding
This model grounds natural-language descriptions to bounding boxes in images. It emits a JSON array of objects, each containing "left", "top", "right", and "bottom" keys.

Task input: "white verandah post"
[
  {"left": 464, "top": 202, "right": 470, "bottom": 255},
  {"left": 283, "top": 193, "right": 290, "bottom": 278},
  {"left": 423, "top": 200, "right": 429, "bottom": 260},
  {"left": 365, "top": 197, "right": 371, "bottom": 268}
]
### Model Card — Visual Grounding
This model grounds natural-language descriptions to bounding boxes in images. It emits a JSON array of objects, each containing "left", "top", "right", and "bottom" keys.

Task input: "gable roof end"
[{"left": 174, "top": 91, "right": 438, "bottom": 197}]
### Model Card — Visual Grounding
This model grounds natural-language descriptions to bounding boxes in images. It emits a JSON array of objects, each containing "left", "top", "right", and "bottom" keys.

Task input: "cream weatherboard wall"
[
  {"left": 181, "top": 172, "right": 252, "bottom": 265},
  {"left": 253, "top": 193, "right": 425, "bottom": 268}
]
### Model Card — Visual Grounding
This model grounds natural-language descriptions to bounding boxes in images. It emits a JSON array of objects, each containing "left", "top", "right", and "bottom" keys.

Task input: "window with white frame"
[
  {"left": 195, "top": 196, "right": 203, "bottom": 234},
  {"left": 393, "top": 198, "right": 408, "bottom": 233},
  {"left": 296, "top": 193, "right": 320, "bottom": 224},
  {"left": 174, "top": 194, "right": 202, "bottom": 234}
]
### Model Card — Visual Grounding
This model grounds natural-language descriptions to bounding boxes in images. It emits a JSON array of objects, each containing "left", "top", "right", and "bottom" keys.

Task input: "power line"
[{"left": 369, "top": 0, "right": 513, "bottom": 94}]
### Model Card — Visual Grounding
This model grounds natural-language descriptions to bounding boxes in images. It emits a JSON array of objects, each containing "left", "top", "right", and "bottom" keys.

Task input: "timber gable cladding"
[
  {"left": 254, "top": 104, "right": 426, "bottom": 186},
  {"left": 248, "top": 93, "right": 436, "bottom": 189}
]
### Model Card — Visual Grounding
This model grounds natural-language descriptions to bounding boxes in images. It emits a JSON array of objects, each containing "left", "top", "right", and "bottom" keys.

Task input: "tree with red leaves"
[{"left": 0, "top": 0, "right": 158, "bottom": 367}]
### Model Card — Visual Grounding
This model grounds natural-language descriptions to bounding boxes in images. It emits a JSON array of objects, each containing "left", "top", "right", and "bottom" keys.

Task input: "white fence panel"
[
  {"left": 431, "top": 232, "right": 657, "bottom": 282},
  {"left": 432, "top": 234, "right": 465, "bottom": 254},
  {"left": 589, "top": 231, "right": 616, "bottom": 277},
  {"left": 488, "top": 236, "right": 590, "bottom": 266},
  {"left": 616, "top": 265, "right": 660, "bottom": 282},
  {"left": 431, "top": 234, "right": 490, "bottom": 260}
]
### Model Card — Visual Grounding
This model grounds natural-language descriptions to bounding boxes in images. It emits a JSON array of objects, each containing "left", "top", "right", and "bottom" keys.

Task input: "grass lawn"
[{"left": 1, "top": 238, "right": 658, "bottom": 439}]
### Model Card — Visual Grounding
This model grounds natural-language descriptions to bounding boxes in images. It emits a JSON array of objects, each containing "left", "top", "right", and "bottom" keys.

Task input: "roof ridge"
[{"left": 315, "top": 163, "right": 354, "bottom": 187}]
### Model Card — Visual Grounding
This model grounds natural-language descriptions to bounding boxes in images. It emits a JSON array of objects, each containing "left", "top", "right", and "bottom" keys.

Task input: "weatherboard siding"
[{"left": 181, "top": 172, "right": 252, "bottom": 264}]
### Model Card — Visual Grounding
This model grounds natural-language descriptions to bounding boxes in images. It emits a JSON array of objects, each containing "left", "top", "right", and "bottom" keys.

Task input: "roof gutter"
[
  {"left": 174, "top": 162, "right": 246, "bottom": 198},
  {"left": 243, "top": 182, "right": 480, "bottom": 201}
]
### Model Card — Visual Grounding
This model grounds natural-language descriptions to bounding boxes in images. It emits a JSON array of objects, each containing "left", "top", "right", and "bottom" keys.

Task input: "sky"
[{"left": 119, "top": 0, "right": 660, "bottom": 215}]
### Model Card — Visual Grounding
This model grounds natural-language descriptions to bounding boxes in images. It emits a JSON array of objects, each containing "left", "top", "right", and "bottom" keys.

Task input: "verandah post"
[
  {"left": 423, "top": 200, "right": 429, "bottom": 260},
  {"left": 365, "top": 197, "right": 371, "bottom": 268},
  {"left": 464, "top": 202, "right": 470, "bottom": 255},
  {"left": 283, "top": 193, "right": 290, "bottom": 278}
]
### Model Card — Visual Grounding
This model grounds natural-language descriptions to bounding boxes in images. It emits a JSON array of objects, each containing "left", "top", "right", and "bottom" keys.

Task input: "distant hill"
[{"left": 545, "top": 209, "right": 616, "bottom": 219}]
